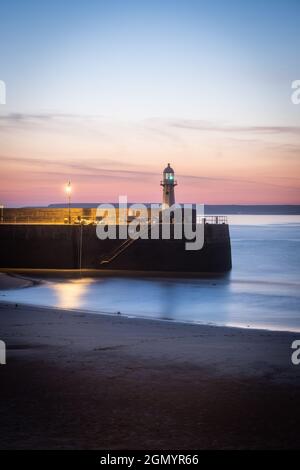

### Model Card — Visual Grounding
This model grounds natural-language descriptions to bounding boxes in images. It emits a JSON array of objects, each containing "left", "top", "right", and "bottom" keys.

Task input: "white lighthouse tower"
[{"left": 160, "top": 163, "right": 177, "bottom": 209}]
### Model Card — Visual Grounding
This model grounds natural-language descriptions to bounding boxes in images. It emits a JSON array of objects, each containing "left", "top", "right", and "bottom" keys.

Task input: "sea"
[{"left": 1, "top": 215, "right": 300, "bottom": 332}]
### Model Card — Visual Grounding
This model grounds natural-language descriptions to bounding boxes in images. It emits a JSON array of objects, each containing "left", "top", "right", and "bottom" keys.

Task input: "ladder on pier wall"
[
  {"left": 99, "top": 223, "right": 152, "bottom": 265},
  {"left": 100, "top": 237, "right": 137, "bottom": 265}
]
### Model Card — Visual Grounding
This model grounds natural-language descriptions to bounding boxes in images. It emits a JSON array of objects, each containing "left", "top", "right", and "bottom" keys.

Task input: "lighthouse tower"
[{"left": 160, "top": 163, "right": 177, "bottom": 209}]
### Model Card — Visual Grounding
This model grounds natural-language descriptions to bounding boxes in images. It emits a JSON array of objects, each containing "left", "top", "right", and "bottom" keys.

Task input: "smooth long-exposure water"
[{"left": 1, "top": 215, "right": 300, "bottom": 332}]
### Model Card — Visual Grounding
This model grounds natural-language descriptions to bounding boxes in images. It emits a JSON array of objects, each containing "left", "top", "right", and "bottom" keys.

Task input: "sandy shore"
[
  {"left": 1, "top": 292, "right": 300, "bottom": 449},
  {"left": 0, "top": 272, "right": 36, "bottom": 290}
]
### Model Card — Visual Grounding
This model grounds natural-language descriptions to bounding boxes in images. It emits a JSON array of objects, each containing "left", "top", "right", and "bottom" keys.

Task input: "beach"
[
  {"left": 0, "top": 272, "right": 36, "bottom": 290},
  {"left": 1, "top": 274, "right": 300, "bottom": 449}
]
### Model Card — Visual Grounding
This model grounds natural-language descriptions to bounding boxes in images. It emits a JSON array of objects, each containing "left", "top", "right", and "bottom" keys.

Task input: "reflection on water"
[
  {"left": 53, "top": 278, "right": 96, "bottom": 309},
  {"left": 1, "top": 217, "right": 300, "bottom": 332}
]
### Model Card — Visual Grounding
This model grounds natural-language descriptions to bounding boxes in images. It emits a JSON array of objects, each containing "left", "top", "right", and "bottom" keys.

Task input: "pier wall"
[{"left": 0, "top": 224, "right": 232, "bottom": 273}]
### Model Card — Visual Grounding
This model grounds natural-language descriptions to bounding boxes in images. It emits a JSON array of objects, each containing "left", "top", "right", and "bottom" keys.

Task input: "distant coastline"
[
  {"left": 15, "top": 203, "right": 300, "bottom": 215},
  {"left": 205, "top": 205, "right": 300, "bottom": 215}
]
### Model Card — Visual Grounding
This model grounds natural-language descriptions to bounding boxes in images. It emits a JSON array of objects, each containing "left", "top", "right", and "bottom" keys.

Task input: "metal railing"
[
  {"left": 160, "top": 180, "right": 178, "bottom": 186},
  {"left": 0, "top": 218, "right": 67, "bottom": 224},
  {"left": 0, "top": 215, "right": 229, "bottom": 225},
  {"left": 197, "top": 215, "right": 228, "bottom": 224}
]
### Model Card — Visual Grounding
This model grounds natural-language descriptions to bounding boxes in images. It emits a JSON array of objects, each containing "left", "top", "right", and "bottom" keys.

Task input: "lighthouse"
[{"left": 161, "top": 163, "right": 177, "bottom": 209}]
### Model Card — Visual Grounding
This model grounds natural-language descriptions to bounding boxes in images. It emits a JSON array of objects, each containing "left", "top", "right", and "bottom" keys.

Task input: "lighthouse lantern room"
[{"left": 160, "top": 163, "right": 177, "bottom": 209}]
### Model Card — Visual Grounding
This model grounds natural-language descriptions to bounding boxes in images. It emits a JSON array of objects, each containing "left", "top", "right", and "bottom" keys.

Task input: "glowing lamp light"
[
  {"left": 65, "top": 181, "right": 72, "bottom": 224},
  {"left": 65, "top": 181, "right": 72, "bottom": 194}
]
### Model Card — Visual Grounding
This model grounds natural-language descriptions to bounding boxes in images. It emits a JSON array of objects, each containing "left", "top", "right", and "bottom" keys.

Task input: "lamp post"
[{"left": 65, "top": 181, "right": 72, "bottom": 224}]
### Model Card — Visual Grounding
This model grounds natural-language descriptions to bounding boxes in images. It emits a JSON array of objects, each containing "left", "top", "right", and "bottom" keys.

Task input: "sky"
[{"left": 0, "top": 0, "right": 299, "bottom": 206}]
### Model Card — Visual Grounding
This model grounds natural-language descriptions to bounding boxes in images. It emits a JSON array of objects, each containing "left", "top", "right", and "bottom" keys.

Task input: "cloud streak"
[
  {"left": 1, "top": 153, "right": 298, "bottom": 192},
  {"left": 164, "top": 119, "right": 300, "bottom": 136},
  {"left": 1, "top": 114, "right": 299, "bottom": 205},
  {"left": 1, "top": 113, "right": 300, "bottom": 137}
]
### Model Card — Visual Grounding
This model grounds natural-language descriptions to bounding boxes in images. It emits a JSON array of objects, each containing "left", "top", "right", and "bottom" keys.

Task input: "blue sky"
[
  {"left": 1, "top": 0, "right": 299, "bottom": 123},
  {"left": 0, "top": 0, "right": 300, "bottom": 205}
]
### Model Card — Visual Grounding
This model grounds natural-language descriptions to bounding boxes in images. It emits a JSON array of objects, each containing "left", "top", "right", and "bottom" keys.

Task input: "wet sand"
[
  {"left": 1, "top": 296, "right": 300, "bottom": 449},
  {"left": 0, "top": 272, "right": 36, "bottom": 290}
]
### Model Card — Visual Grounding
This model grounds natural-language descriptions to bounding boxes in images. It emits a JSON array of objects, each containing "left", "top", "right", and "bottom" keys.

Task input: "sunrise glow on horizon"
[{"left": 0, "top": 0, "right": 300, "bottom": 207}]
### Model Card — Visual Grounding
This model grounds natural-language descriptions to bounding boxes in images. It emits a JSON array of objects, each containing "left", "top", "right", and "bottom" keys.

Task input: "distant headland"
[{"left": 41, "top": 204, "right": 300, "bottom": 215}]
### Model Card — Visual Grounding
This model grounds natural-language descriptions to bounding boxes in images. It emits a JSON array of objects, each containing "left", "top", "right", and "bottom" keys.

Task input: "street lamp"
[{"left": 65, "top": 181, "right": 72, "bottom": 224}]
